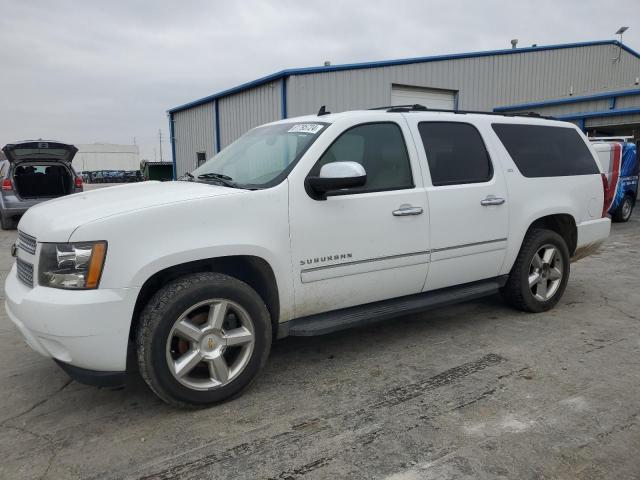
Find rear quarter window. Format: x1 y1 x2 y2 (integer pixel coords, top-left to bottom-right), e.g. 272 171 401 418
492 124 599 177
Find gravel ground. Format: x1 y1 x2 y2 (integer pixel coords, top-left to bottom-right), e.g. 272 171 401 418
0 213 638 479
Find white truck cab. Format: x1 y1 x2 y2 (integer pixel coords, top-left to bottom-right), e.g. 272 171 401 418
5 107 611 407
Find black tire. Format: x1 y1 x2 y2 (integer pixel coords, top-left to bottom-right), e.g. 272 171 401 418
612 195 634 223
136 272 272 408
501 229 570 313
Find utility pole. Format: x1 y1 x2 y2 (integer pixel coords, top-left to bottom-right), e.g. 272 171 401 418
158 129 163 162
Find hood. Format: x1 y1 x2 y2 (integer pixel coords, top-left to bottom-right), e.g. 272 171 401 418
2 141 78 163
19 181 243 241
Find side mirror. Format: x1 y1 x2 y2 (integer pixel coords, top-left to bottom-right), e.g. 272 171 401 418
307 161 367 198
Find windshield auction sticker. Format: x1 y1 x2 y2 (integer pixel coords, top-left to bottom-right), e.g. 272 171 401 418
287 123 325 134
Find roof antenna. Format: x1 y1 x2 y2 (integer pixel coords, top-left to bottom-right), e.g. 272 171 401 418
317 105 330 116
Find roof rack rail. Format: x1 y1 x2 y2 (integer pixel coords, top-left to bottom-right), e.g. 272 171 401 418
370 104 553 119
369 104 428 111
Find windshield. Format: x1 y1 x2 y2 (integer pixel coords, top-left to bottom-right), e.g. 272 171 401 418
189 122 328 188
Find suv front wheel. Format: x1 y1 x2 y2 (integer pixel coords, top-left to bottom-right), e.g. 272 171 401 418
136 272 272 408
501 229 570 313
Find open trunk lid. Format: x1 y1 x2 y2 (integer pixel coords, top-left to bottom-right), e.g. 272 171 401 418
2 141 78 164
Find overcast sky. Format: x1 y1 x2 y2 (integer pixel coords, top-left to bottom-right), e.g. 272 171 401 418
1 0 639 162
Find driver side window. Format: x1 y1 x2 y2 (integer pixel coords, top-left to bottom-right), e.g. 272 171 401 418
310 122 414 193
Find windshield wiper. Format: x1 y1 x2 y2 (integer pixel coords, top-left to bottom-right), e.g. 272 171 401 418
197 172 242 188
179 172 195 181
198 172 232 180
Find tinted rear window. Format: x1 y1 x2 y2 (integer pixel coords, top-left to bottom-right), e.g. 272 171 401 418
492 124 599 177
418 122 493 186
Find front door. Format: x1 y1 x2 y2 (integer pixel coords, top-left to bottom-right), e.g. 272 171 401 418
289 120 430 318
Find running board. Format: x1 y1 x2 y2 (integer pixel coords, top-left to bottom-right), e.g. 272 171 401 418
280 276 508 338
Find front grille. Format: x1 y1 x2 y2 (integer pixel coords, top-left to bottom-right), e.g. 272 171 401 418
17 230 37 255
16 257 34 288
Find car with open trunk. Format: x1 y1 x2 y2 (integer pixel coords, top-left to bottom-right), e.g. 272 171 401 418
0 140 83 229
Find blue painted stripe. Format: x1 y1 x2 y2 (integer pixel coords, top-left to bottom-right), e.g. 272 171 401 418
495 87 640 112
556 107 640 121
214 100 221 153
281 77 287 119
169 40 636 114
169 113 177 180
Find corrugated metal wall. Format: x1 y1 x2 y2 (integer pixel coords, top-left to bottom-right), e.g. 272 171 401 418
218 82 282 148
287 44 640 116
172 43 640 176
504 92 640 129
586 112 640 128
587 94 640 127
172 102 216 177
511 99 611 118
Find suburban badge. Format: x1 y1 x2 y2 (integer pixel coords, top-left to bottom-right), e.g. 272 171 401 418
300 253 352 267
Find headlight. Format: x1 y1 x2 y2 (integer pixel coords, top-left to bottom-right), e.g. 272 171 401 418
38 241 107 289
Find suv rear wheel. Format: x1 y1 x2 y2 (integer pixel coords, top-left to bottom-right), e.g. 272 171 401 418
136 272 272 408
501 229 570 313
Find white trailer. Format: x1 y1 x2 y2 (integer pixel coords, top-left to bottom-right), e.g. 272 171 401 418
72 143 140 172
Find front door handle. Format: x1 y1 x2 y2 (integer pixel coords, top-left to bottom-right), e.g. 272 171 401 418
393 205 424 216
480 195 506 206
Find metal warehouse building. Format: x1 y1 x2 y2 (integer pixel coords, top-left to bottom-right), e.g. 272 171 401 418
168 40 640 178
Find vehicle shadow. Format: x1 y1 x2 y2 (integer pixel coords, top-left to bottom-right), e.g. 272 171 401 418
130 293 513 400
3 293 518 420
275 293 506 345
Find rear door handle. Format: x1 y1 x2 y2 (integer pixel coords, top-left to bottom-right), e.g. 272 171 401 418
480 196 506 206
393 205 423 216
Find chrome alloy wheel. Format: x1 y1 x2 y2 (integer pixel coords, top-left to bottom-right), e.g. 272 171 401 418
528 244 564 302
165 299 255 391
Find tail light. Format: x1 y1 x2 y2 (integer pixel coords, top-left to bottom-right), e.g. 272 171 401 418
601 143 622 218
74 176 83 189
2 178 12 191
601 174 612 217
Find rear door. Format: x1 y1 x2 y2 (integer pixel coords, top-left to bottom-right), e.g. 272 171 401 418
408 118 509 291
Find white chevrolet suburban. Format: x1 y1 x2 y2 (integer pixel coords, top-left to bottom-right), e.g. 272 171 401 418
5 107 611 407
